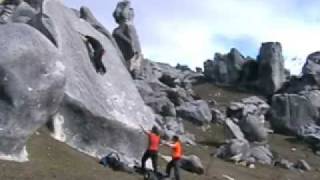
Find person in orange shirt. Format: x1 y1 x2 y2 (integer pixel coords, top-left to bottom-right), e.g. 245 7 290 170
165 135 183 180
140 125 161 174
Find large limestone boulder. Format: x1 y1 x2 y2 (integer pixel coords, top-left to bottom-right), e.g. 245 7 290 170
257 42 286 95
217 97 273 165
227 96 269 142
0 24 65 161
176 100 212 125
41 0 155 162
270 90 320 135
302 52 320 86
204 48 245 85
278 75 318 94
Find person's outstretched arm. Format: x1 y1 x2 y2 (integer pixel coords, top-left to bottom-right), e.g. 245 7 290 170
139 124 149 135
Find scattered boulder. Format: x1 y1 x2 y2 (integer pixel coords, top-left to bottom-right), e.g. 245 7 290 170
215 139 251 162
224 118 246 141
270 90 320 135
211 107 225 124
176 100 212 125
11 1 37 23
216 96 273 165
249 145 273 165
274 159 295 170
144 95 176 117
79 6 116 45
180 155 205 175
227 96 269 142
294 160 312 171
277 75 318 94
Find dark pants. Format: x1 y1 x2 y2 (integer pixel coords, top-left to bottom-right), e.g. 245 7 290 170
141 150 158 173
93 49 106 74
166 159 181 180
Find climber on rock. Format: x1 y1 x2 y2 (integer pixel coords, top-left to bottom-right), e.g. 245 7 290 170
164 135 183 180
140 125 161 174
81 35 107 74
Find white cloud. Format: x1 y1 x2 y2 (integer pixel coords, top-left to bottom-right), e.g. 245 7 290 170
65 0 320 74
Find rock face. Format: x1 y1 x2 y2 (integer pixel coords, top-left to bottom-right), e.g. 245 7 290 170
302 52 320 86
135 59 210 144
216 97 273 165
227 96 269 142
204 48 245 85
39 0 155 162
79 6 114 43
257 42 286 95
203 42 286 96
112 0 142 77
176 100 212 125
0 23 65 161
0 0 37 24
269 51 320 152
180 155 204 175
270 90 320 152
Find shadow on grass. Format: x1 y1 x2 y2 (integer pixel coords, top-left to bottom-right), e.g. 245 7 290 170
198 140 224 148
285 137 306 144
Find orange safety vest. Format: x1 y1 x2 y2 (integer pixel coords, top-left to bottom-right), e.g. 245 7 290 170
172 141 183 160
148 132 160 151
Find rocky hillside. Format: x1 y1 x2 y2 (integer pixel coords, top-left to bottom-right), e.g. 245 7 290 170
0 0 320 180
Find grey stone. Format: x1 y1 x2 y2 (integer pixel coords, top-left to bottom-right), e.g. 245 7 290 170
11 1 37 23
270 92 319 135
112 0 141 64
294 160 312 171
274 159 294 169
257 42 286 95
79 6 115 44
176 64 191 71
204 48 245 85
278 75 318 94
144 95 176 117
211 108 225 124
0 23 65 161
176 100 212 125
249 145 273 165
240 60 259 83
302 52 320 86
41 0 155 163
224 118 246 141
239 114 268 143
216 139 251 162
226 96 269 143
180 155 204 175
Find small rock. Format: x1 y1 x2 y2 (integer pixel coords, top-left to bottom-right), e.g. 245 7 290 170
295 160 312 171
180 155 204 175
248 163 255 169
291 148 297 152
222 174 235 180
274 159 294 170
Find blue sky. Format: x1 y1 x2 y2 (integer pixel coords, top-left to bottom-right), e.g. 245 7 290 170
65 0 320 74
